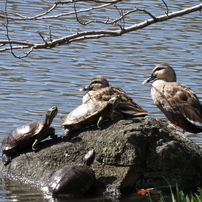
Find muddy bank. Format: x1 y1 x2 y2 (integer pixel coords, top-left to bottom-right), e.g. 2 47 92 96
1 117 202 197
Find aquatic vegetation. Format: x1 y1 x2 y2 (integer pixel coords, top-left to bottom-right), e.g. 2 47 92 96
148 185 202 202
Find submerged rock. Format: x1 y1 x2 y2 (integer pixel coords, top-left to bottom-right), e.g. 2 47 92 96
1 117 202 198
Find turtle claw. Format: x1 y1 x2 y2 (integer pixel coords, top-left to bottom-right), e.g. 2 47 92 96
32 139 39 152
61 128 72 140
2 153 11 166
51 134 58 139
97 116 104 130
61 135 70 141
32 147 38 153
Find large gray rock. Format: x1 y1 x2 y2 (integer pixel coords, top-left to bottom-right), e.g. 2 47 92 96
1 117 202 197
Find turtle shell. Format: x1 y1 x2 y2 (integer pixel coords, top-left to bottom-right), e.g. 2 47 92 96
43 164 95 197
1 121 45 153
62 100 108 129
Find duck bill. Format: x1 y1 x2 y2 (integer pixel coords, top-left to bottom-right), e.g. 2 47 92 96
142 75 155 85
79 85 91 91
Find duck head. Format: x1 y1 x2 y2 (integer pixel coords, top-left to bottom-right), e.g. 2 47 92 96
80 76 109 91
142 63 177 85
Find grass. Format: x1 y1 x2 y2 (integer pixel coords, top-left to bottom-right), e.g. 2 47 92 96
148 185 202 202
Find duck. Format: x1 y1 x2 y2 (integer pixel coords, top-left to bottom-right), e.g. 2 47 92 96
80 76 149 117
142 63 202 133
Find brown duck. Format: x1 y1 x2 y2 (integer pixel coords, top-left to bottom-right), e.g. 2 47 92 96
80 76 148 117
142 63 202 133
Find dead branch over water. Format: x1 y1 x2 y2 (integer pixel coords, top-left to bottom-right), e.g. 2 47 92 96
0 0 201 58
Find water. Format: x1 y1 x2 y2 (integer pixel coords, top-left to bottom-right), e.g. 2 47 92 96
0 0 202 201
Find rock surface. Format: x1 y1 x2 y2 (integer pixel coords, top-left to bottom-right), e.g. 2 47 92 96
1 117 202 197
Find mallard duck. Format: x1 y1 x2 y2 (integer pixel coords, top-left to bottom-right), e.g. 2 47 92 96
80 76 148 117
142 63 202 133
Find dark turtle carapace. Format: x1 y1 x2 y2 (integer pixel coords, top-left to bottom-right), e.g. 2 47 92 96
43 149 96 197
62 95 120 139
1 106 58 165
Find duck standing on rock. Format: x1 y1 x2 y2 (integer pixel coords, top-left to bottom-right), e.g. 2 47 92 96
142 63 202 133
80 76 148 118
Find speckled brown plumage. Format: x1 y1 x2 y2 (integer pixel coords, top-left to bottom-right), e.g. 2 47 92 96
80 76 148 117
142 63 202 133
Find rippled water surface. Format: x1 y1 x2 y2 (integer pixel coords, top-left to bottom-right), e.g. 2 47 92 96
0 0 202 201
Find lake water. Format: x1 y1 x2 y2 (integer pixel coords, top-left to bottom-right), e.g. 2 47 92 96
0 0 201 201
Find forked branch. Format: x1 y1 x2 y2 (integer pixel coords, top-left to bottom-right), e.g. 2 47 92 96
0 1 201 58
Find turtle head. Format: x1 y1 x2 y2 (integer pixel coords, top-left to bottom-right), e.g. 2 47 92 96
45 106 58 126
83 149 95 166
109 95 121 109
80 76 109 91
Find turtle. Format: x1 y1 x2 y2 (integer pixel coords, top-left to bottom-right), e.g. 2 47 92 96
1 106 58 166
61 95 121 139
42 149 96 197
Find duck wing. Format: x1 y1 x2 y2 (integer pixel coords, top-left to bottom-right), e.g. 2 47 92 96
175 84 202 128
152 82 202 129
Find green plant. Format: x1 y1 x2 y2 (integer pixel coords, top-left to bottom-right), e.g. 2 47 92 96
148 185 202 202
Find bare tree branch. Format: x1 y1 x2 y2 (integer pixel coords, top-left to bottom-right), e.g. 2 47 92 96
0 0 121 20
0 1 201 57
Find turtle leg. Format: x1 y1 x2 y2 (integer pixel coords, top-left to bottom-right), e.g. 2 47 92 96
2 153 12 166
112 110 123 120
97 116 104 129
48 127 57 139
32 139 39 152
62 127 72 140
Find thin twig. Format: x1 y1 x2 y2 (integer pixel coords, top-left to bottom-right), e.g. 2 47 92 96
0 2 58 20
36 31 48 44
114 5 125 29
4 0 34 58
74 2 117 26
0 0 121 20
48 26 53 42
162 0 169 16
73 3 83 25
57 0 121 4
4 0 15 58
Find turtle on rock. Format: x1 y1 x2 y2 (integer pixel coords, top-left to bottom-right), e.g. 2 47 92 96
1 106 58 165
62 95 121 139
42 149 96 198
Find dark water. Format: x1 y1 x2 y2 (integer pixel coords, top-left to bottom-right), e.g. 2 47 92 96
0 0 202 201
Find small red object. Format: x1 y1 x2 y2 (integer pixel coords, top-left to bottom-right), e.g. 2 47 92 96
136 189 148 194
174 121 179 127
